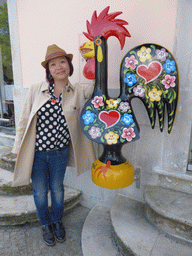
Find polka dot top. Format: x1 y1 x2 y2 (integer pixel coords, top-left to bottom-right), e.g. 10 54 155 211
35 83 70 151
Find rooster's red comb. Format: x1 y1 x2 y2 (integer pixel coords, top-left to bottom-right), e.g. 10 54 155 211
83 6 131 50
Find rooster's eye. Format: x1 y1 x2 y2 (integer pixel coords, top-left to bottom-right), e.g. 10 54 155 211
95 38 102 46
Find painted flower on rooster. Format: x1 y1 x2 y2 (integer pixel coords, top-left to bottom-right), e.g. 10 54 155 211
121 127 136 142
91 96 104 108
133 85 145 97
156 48 168 61
124 73 137 87
106 99 119 108
88 126 101 139
148 88 162 102
105 131 119 145
137 46 152 62
125 55 138 69
119 102 130 112
162 75 176 89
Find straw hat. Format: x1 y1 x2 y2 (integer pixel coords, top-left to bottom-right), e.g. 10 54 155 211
41 44 73 68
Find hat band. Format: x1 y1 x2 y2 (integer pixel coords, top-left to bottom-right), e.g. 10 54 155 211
46 51 66 60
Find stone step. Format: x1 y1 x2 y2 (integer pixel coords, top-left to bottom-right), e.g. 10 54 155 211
0 131 15 148
81 205 121 256
0 167 82 225
150 167 192 195
110 195 192 256
0 186 82 226
144 185 192 242
0 151 16 172
0 129 15 171
0 168 33 196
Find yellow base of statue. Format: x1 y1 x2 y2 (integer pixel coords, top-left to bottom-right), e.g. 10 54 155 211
91 158 134 189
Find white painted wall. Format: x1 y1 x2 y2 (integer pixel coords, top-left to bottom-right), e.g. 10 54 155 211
16 0 177 89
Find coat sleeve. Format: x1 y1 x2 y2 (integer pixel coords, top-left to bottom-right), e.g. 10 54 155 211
12 86 35 154
82 82 94 100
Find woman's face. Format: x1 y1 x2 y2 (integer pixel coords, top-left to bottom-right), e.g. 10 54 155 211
48 56 70 82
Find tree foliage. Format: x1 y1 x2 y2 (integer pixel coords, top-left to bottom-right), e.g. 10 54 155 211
0 3 13 82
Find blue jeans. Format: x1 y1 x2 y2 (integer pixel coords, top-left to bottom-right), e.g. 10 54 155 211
31 147 68 226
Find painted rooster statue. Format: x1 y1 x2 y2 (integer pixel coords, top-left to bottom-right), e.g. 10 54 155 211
80 6 179 189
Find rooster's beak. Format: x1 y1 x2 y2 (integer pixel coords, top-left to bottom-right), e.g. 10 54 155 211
80 41 95 58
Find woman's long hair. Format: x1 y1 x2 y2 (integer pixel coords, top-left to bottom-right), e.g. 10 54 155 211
45 57 74 84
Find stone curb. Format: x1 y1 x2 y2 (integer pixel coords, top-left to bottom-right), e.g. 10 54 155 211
144 185 192 241
81 204 121 256
111 195 152 256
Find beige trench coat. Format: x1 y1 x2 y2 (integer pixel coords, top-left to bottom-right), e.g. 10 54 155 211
12 81 96 187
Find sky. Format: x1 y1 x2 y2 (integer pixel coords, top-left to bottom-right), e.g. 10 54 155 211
0 0 7 34
0 0 6 6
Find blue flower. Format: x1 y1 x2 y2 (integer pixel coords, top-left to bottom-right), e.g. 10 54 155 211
124 73 137 87
121 113 133 125
163 59 176 73
82 110 95 125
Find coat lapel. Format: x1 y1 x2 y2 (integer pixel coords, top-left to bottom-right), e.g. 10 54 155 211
32 82 51 115
32 90 51 115
24 82 51 137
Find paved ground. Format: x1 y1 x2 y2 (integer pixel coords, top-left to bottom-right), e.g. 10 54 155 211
0 204 90 256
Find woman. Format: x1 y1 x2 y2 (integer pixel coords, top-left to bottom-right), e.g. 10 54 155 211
12 44 96 246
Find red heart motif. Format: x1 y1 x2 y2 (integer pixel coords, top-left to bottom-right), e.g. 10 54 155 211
99 110 120 128
137 61 162 84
